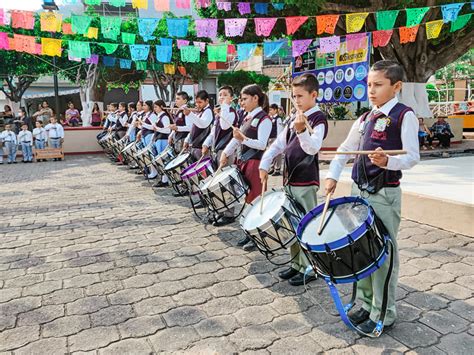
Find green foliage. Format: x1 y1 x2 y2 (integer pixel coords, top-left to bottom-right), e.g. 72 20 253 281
217 70 271 93
332 105 349 120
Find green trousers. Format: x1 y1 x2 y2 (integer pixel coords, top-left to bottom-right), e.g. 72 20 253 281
351 184 401 325
284 185 319 274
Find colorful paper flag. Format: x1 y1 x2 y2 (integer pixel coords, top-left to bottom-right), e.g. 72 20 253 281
154 0 170 11
196 0 212 8
286 16 308 35
164 64 175 74
121 32 136 45
426 20 444 39
160 38 173 47
41 38 62 57
62 23 73 35
0 32 10 50
13 34 36 53
316 15 339 35
254 18 277 37
254 3 269 15
11 11 35 30
103 56 117 67
237 2 251 15
110 0 126 7
69 40 91 58
292 39 312 57
319 36 340 53
135 61 147 70
263 40 285 58
156 45 172 62
345 33 367 51
237 43 258 61
86 54 99 64
176 0 191 9
167 18 189 38
372 30 393 48
376 10 399 31
217 2 232 11
71 15 92 35
176 39 190 49
85 27 98 39
194 41 206 52
100 16 122 40
346 13 369 33
85 0 101 5
225 19 248 37
406 7 430 27
450 14 472 32
399 25 420 44
138 18 159 41
196 19 218 38
99 42 119 54
130 44 150 61
207 44 228 62
120 59 132 69
132 0 148 9
181 45 201 63
272 3 285 10
441 3 465 23
40 12 62 32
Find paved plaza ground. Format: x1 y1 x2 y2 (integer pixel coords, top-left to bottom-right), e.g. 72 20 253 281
0 155 472 354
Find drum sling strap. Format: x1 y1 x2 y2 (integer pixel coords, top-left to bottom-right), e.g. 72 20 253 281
303 211 395 338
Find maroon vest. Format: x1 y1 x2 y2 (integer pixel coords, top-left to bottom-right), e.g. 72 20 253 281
240 109 270 161
190 106 214 149
154 112 171 140
284 111 328 186
115 111 127 131
141 112 154 137
213 107 238 152
270 115 282 139
173 109 187 141
352 103 413 189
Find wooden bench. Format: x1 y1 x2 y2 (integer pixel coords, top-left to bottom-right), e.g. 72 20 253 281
34 148 64 161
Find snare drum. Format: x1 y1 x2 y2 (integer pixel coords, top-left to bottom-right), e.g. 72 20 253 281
152 145 176 172
164 152 193 190
199 166 249 215
240 188 304 255
297 196 388 284
181 157 214 194
135 143 154 168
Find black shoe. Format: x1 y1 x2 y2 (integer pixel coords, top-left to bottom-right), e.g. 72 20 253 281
357 318 394 335
237 235 250 247
288 272 316 286
12 161 17 164
7 162 12 164
153 181 169 188
348 308 371 325
272 171 281 176
212 216 234 227
278 267 299 280
243 240 256 251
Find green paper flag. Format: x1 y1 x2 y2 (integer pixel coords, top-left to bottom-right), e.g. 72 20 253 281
69 40 91 59
450 14 472 32
99 42 119 54
71 14 92 35
85 0 101 5
207 44 228 62
135 61 147 70
376 10 399 30
180 46 200 63
150 62 161 70
121 32 136 45
110 0 126 6
406 7 430 27
100 16 122 40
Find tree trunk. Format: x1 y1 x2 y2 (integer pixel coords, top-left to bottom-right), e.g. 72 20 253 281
1 76 36 103
78 64 105 127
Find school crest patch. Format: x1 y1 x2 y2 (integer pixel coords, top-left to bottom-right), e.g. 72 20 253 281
374 117 391 132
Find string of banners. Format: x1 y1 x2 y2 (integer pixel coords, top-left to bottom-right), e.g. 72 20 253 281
64 0 286 13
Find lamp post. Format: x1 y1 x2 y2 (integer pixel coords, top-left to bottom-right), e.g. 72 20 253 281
42 0 61 120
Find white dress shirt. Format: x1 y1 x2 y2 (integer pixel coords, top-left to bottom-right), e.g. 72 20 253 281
203 103 236 148
33 127 47 141
327 97 420 181
154 112 171 135
271 114 284 136
141 112 158 130
223 106 272 157
18 130 33 145
45 123 64 139
126 111 138 136
0 130 17 144
260 105 326 171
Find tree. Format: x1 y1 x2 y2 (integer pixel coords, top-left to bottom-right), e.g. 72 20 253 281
217 70 271 93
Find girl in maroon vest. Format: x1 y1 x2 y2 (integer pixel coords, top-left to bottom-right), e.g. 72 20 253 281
202 86 239 226
169 91 192 153
183 90 214 161
260 73 328 287
151 100 172 187
219 84 272 251
325 60 419 335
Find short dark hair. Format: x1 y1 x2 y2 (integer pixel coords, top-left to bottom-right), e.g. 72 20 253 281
292 73 319 93
176 91 190 102
110 102 118 109
371 60 405 85
195 90 210 101
269 104 279 110
219 85 234 97
119 102 127 109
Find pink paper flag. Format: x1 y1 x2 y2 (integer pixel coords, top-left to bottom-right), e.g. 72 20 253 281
176 0 190 9
194 41 206 52
0 32 9 50
35 43 42 55
225 18 248 37
286 16 308 35
196 0 211 8
319 36 340 54
177 39 190 48
292 39 312 57
196 19 218 38
254 18 278 37
217 1 232 11
0 9 4 25
154 0 170 11
345 33 367 51
372 30 393 48
14 34 37 54
11 10 35 30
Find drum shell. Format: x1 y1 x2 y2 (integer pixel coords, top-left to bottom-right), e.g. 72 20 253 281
165 154 192 185
153 147 176 170
182 159 214 194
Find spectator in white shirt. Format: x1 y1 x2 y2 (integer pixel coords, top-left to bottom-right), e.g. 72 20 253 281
0 124 18 164
45 117 65 160
18 123 33 163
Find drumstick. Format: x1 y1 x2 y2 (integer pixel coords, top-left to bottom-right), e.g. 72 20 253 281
320 150 407 155
259 178 267 214
317 192 333 235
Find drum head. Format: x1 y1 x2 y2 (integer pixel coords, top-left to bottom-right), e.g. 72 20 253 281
301 202 369 246
200 166 234 191
165 153 190 170
242 190 287 231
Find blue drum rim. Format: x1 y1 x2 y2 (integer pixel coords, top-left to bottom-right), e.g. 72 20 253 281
296 196 374 252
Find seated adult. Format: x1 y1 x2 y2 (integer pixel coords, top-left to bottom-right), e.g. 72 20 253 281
428 117 454 149
65 102 82 127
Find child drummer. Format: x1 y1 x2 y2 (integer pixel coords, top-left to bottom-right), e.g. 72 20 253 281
260 73 328 286
325 60 419 334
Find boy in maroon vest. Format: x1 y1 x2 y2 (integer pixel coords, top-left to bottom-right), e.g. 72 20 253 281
260 73 328 286
325 60 419 335
169 91 192 153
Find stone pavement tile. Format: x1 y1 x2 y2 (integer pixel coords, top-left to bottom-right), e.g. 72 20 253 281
448 298 474 322
456 275 474 290
17 304 64 326
108 288 149 305
98 338 154 354
404 291 449 311
405 346 447 355
0 325 40 352
351 334 409 354
147 280 186 297
13 338 67 355
67 296 108 315
436 333 474 354
171 289 213 306
84 281 123 297
229 324 279 352
163 306 207 327
309 322 360 351
198 297 246 317
147 326 200 352
234 305 279 327
270 314 313 337
194 314 240 338
389 322 441 348
68 326 120 352
419 309 470 334
0 288 22 303
90 305 135 327
178 337 239 354
267 334 324 354
134 296 176 316
208 280 248 298
118 315 166 338
431 283 472 301
42 288 84 305
0 296 42 316
42 315 91 337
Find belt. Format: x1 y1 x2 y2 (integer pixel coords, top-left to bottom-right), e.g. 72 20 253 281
21 141 31 144
36 139 45 141
50 137 61 139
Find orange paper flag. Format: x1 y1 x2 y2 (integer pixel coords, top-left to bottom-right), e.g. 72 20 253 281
286 16 308 35
399 25 419 44
14 34 37 54
62 23 73 35
11 10 35 30
316 15 339 35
